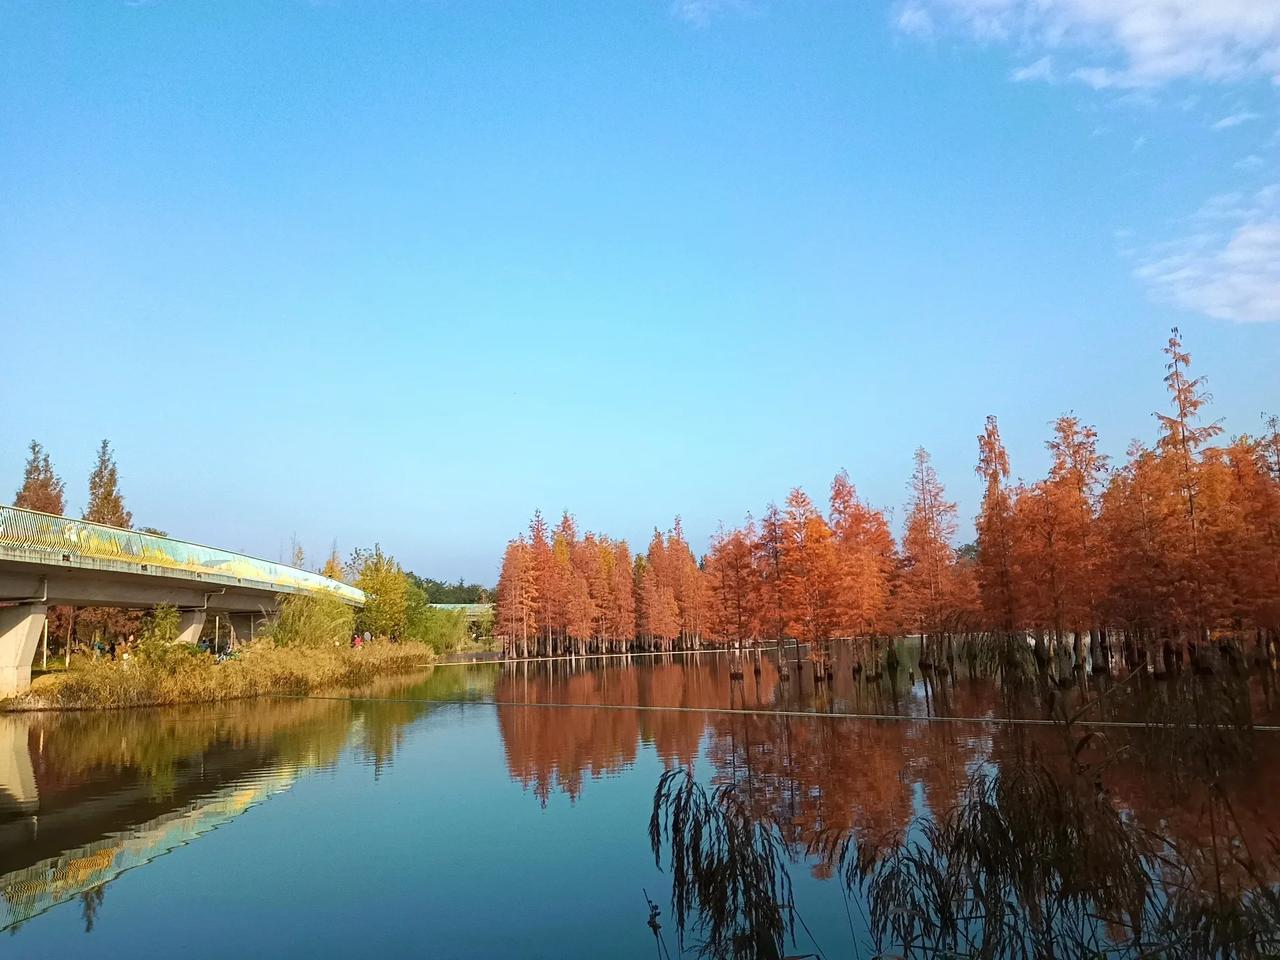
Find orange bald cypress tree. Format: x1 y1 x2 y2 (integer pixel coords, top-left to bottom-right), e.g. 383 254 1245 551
1045 414 1108 661
550 511 580 652
604 539 636 651
636 556 679 651
753 503 787 644
528 511 555 656
705 523 759 645
1155 327 1223 648
1099 441 1176 664
1241 419 1280 642
901 448 958 665
83 439 131 528
780 488 840 646
14 440 65 515
828 471 896 643
975 416 1019 638
668 518 709 649
496 537 538 658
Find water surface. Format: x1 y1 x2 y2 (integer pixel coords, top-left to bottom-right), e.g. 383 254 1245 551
4 649 1278 957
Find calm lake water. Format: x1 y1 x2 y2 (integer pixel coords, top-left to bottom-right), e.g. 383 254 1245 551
4 647 1280 957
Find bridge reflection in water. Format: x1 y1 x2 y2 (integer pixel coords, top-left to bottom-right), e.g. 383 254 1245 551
1 755 296 931
0 671 455 934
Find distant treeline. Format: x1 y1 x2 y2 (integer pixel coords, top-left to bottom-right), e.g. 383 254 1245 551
405 573 492 604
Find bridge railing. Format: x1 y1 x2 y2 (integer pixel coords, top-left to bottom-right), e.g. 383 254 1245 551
0 505 364 605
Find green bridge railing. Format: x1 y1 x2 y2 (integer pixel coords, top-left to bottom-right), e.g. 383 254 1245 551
0 505 364 605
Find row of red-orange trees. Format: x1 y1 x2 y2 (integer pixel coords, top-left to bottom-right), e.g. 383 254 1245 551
496 329 1280 664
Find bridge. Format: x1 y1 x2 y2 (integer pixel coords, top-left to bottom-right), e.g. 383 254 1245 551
0 505 364 697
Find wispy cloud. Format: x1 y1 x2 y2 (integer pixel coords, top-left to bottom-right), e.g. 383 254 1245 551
1070 66 1122 90
670 0 756 26
893 0 1279 324
1136 185 1280 324
894 3 935 38
893 0 1280 88
1011 56 1053 83
1212 111 1261 130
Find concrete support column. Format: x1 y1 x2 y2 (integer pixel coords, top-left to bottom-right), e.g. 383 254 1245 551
176 610 206 647
226 613 250 647
0 605 46 699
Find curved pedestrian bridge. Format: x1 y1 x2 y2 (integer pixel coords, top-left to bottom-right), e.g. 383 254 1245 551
0 505 363 697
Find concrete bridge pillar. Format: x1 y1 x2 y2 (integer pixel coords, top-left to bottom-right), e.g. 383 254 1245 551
224 612 262 647
177 610 206 647
0 604 46 699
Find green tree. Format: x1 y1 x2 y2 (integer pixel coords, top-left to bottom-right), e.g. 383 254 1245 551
404 581 469 653
405 571 493 603
139 603 180 647
84 439 132 528
14 440 66 514
352 544 409 638
135 604 202 667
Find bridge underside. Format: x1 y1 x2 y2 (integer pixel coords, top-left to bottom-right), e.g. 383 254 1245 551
0 562 299 700
0 559 298 612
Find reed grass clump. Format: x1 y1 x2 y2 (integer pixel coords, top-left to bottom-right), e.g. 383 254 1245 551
11 640 432 710
5 594 432 710
263 591 356 648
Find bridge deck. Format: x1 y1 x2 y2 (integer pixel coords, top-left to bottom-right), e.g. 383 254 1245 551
0 505 363 607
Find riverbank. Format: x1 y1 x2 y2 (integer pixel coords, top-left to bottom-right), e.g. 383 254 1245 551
2 640 435 711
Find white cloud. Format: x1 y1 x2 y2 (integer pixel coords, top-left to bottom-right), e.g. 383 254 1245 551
896 4 935 38
1136 184 1280 323
895 0 1280 88
1011 56 1054 82
893 0 1280 325
1212 111 1262 129
1070 66 1122 89
669 0 755 25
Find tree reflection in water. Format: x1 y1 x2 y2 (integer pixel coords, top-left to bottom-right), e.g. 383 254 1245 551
646 668 1280 960
486 647 1280 957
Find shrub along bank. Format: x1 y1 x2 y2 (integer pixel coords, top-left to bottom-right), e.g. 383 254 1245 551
5 594 433 711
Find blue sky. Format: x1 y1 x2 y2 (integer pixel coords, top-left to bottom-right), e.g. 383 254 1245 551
2 0 1277 582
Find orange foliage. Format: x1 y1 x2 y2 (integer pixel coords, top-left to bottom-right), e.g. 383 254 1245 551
496 330 1280 662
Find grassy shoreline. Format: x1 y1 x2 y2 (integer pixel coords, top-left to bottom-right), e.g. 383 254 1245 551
3 640 435 712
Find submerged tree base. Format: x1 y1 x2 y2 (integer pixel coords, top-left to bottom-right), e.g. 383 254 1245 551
2 641 434 711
